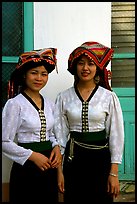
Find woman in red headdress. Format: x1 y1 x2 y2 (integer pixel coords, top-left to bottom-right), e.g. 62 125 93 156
54 41 124 203
2 48 64 203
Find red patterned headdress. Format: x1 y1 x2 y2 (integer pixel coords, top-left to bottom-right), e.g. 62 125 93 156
16 48 57 73
68 41 114 90
8 48 57 98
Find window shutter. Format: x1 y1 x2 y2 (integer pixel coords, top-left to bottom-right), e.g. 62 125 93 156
111 2 135 87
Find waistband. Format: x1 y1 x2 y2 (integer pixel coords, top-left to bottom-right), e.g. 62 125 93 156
70 129 106 143
18 140 52 152
68 130 108 161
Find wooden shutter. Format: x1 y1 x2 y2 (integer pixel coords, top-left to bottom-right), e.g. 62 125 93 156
111 2 135 87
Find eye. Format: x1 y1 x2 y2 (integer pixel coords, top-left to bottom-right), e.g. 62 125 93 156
89 61 95 66
77 61 84 66
42 73 48 76
30 71 37 74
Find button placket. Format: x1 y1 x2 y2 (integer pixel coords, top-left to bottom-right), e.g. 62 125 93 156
38 110 46 141
82 101 89 132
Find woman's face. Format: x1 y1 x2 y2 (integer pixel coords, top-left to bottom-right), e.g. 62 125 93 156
76 55 97 82
25 65 48 92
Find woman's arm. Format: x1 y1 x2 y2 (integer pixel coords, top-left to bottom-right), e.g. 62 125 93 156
107 163 120 198
57 163 65 193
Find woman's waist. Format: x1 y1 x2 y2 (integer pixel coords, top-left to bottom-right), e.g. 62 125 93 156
18 140 52 152
70 130 107 144
67 130 108 161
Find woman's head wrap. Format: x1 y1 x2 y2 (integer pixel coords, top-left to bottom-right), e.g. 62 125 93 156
16 48 57 73
68 41 114 90
8 48 57 98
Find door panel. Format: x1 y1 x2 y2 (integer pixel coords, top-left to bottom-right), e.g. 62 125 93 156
113 88 135 180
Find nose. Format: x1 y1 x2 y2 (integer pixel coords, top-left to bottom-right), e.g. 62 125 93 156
82 63 89 70
36 74 42 80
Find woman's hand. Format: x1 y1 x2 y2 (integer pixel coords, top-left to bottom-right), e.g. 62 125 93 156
49 145 62 168
57 165 65 193
107 174 120 198
29 151 51 171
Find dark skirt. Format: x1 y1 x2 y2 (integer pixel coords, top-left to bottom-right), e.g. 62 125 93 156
9 149 58 203
63 134 113 203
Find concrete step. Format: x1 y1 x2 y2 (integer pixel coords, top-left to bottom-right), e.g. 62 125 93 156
120 181 135 193
114 181 135 202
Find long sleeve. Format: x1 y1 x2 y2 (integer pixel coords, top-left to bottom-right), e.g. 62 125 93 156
53 86 124 162
105 91 124 164
2 99 32 165
44 99 59 148
2 94 59 165
53 92 70 154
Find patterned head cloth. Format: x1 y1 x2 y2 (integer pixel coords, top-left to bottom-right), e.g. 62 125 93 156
16 48 57 73
68 41 114 90
8 48 57 98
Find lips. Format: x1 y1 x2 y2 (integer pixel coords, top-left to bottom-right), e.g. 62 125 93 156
34 83 43 86
81 72 90 77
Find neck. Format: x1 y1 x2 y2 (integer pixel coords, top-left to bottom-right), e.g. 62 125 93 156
24 89 41 99
24 89 42 109
76 81 96 101
77 81 96 90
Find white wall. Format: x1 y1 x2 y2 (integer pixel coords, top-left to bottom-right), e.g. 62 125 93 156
34 2 112 102
2 2 112 183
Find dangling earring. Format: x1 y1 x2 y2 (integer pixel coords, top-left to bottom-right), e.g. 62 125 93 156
94 75 100 84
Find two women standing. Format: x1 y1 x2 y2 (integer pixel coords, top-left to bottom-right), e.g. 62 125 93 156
2 41 124 203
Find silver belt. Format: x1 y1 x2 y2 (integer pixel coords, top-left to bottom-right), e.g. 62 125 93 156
68 138 108 161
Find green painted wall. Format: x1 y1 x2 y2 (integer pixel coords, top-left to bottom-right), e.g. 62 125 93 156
113 88 135 180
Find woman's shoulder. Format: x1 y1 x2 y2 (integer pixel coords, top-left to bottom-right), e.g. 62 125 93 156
98 86 120 104
98 86 116 95
4 94 24 105
2 94 25 112
57 86 74 96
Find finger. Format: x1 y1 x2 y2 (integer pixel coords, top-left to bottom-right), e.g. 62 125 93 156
51 162 58 168
41 167 45 171
58 184 65 193
51 159 62 168
49 152 54 161
107 183 110 193
113 192 118 199
44 163 51 169
114 189 119 198
51 156 61 166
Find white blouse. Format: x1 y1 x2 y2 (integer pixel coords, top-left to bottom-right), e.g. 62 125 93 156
2 93 58 165
53 85 124 164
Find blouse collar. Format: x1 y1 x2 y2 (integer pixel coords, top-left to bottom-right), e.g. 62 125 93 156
74 84 99 102
21 91 44 111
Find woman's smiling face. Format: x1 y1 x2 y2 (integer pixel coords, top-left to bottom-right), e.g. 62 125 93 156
76 55 97 82
25 65 48 92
